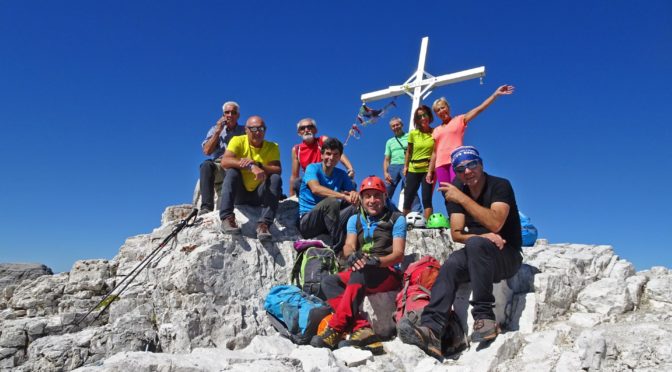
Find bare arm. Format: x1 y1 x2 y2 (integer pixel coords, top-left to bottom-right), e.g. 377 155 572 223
403 143 414 176
439 182 509 233
221 150 281 174
289 148 300 197
202 117 225 155
449 211 507 249
383 155 392 184
378 237 405 267
340 154 355 179
343 233 358 258
259 160 282 175
220 149 243 169
426 150 437 184
306 180 358 204
464 85 514 124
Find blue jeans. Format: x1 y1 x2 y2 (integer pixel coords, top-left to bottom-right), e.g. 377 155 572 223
386 164 422 212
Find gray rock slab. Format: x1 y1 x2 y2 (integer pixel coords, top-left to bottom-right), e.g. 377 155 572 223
0 263 53 293
576 277 633 315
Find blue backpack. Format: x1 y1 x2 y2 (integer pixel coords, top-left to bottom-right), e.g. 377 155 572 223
519 211 538 247
264 285 332 344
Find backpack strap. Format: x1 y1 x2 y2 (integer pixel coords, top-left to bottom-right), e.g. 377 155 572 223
394 136 407 152
290 250 305 286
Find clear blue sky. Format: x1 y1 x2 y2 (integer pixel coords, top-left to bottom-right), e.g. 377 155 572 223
1 1 670 273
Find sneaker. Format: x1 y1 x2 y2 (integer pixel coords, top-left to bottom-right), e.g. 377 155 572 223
338 327 384 355
397 318 442 359
256 222 272 241
470 318 499 343
310 326 345 350
220 215 241 234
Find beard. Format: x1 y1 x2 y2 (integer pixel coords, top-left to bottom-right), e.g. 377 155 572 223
302 133 315 142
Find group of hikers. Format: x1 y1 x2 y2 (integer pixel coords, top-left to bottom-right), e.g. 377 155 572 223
197 84 523 359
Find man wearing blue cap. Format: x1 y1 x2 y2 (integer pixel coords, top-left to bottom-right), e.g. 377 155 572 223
398 145 522 358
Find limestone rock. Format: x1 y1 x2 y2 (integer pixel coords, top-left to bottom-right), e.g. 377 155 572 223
332 346 373 367
576 277 633 315
2 201 671 371
0 263 53 293
645 274 672 304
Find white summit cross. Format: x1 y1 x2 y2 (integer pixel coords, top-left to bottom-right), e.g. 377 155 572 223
361 36 486 131
360 36 486 211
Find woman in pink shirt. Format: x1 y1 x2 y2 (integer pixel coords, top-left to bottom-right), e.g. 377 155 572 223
426 85 515 185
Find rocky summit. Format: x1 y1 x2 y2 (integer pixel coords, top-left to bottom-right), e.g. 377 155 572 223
1 199 670 371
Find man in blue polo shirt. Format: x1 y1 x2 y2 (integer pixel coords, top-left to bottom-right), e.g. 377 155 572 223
298 138 359 254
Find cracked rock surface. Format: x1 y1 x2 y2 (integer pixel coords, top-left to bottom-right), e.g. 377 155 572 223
1 201 670 371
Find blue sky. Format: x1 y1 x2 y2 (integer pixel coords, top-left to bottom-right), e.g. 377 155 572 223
1 1 670 273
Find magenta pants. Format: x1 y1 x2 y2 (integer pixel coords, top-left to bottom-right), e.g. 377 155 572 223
435 164 456 185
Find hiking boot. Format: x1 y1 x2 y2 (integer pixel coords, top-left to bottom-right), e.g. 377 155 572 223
220 215 241 234
397 318 442 359
310 326 345 350
256 222 272 241
198 207 213 216
470 318 499 343
338 327 384 355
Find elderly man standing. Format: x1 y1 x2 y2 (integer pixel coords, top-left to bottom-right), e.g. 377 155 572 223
219 116 282 241
382 117 421 212
298 138 359 254
199 101 245 215
398 146 522 359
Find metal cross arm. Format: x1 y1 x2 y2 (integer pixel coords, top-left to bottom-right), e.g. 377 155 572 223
361 66 486 103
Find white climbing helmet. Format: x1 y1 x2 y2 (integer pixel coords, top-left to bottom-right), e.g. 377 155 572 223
406 212 426 228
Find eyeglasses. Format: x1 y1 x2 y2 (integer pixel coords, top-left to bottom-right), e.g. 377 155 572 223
298 124 316 131
246 126 266 133
454 160 480 173
224 110 238 115
416 113 430 119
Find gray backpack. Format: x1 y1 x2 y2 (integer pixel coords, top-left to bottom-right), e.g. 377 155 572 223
291 246 339 300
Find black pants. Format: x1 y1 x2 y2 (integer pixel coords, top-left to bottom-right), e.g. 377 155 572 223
298 197 356 254
404 171 432 211
218 169 283 225
421 236 522 336
199 158 224 211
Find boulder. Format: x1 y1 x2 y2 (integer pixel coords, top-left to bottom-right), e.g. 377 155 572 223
0 263 53 293
575 277 634 315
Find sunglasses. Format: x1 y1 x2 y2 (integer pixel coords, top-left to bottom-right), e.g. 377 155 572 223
246 126 266 133
454 160 480 173
298 124 316 131
416 113 430 119
223 110 238 115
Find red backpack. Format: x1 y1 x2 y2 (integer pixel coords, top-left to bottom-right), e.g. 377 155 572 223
394 256 441 325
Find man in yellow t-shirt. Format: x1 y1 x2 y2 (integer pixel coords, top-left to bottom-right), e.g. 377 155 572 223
219 115 282 241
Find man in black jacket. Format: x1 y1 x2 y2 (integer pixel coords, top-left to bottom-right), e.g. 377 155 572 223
398 146 522 358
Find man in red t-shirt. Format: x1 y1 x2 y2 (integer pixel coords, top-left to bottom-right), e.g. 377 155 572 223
289 118 355 197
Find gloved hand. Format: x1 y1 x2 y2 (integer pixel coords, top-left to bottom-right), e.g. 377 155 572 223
362 255 381 268
346 251 365 268
347 251 381 270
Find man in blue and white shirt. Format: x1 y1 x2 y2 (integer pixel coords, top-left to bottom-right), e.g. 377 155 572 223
199 101 245 214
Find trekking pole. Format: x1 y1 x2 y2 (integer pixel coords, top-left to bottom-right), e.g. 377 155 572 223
71 208 199 330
